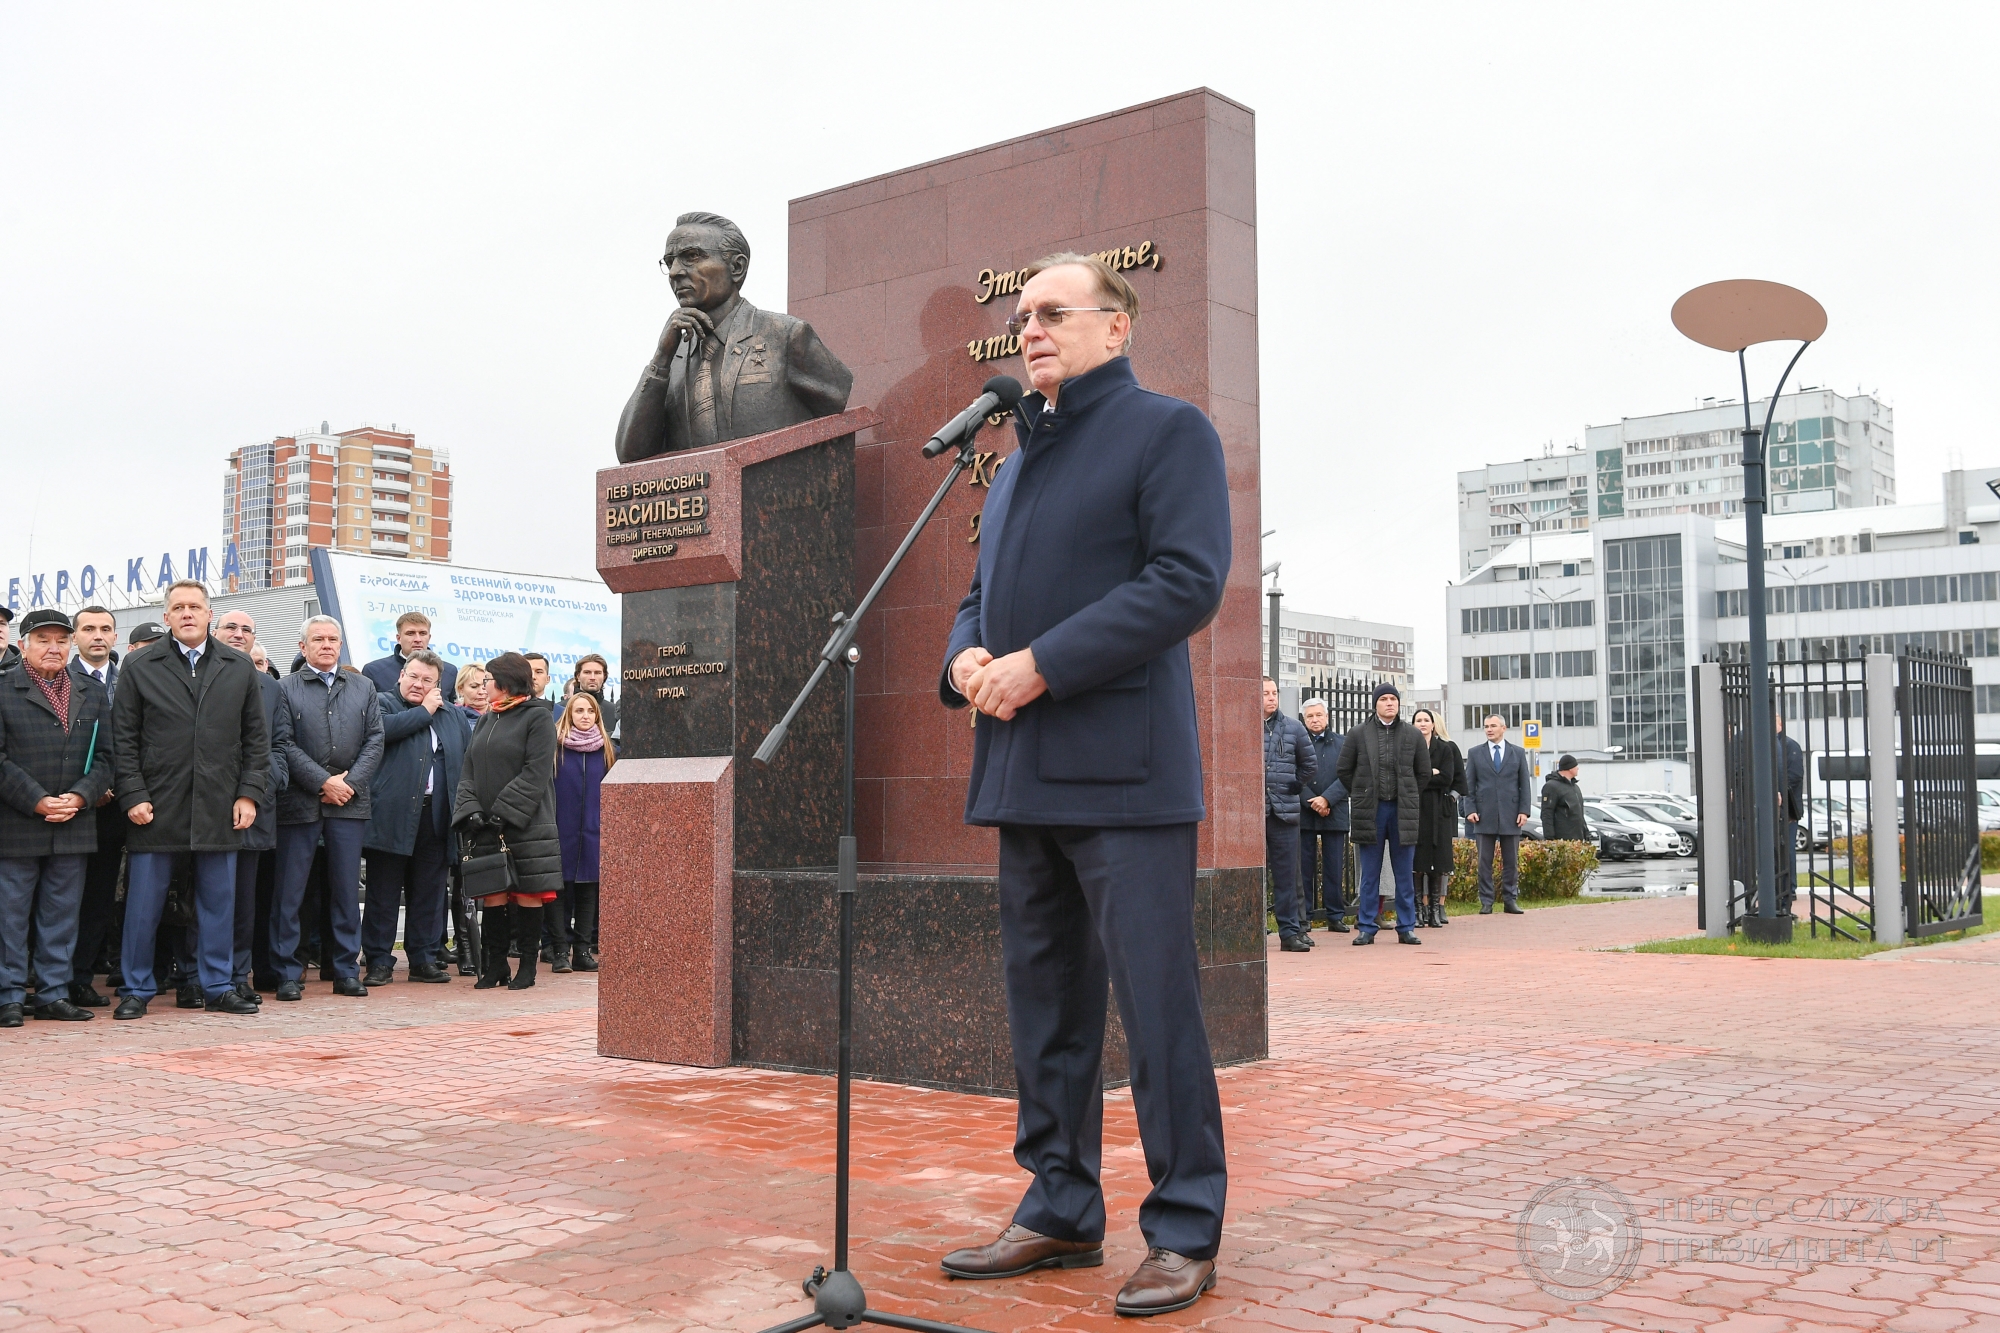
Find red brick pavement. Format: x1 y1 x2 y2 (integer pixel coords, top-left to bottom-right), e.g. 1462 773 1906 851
4 900 1997 1332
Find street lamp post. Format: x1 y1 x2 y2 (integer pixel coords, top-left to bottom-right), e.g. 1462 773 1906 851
1673 280 1828 945
1501 501 1539 738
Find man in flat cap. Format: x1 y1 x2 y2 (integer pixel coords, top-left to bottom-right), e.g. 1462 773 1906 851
0 609 114 1026
614 211 852 461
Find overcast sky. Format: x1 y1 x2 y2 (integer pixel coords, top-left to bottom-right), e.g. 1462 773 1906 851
4 3 1996 682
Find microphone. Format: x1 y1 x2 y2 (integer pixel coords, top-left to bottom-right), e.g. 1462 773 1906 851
923 375 1025 458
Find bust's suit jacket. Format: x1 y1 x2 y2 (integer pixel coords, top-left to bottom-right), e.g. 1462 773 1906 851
938 357 1231 828
614 297 852 461
1464 738 1534 831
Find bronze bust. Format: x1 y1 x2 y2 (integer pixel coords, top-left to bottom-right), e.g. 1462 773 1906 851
614 211 853 461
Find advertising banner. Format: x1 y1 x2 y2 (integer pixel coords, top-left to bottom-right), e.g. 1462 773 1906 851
310 549 618 697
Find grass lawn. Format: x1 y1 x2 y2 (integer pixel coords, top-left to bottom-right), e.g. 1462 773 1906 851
1631 894 1997 959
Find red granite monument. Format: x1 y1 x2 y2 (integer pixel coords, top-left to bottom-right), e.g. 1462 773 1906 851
598 89 1265 1092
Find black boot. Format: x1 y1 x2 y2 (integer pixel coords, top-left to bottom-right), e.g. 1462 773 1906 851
570 882 599 971
509 904 541 990
1433 874 1450 925
474 906 511 989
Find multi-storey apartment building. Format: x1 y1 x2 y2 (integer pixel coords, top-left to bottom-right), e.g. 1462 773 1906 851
224 424 451 589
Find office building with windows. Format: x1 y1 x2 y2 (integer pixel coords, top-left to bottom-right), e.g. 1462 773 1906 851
1447 466 2000 795
1458 389 1895 578
224 424 451 589
1261 604 1416 708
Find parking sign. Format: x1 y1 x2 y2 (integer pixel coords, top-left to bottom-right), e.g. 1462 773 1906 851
1523 719 1542 749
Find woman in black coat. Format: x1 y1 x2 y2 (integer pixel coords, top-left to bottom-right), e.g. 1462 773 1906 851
451 652 561 990
1411 709 1466 928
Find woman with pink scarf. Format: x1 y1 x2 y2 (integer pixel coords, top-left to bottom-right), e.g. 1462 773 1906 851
552 692 612 973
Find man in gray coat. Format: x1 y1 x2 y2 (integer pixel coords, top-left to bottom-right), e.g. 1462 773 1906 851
271 616 383 1000
1464 715 1534 913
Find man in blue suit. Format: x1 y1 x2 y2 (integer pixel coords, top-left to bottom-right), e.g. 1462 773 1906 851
1464 714 1534 913
937 253 1232 1318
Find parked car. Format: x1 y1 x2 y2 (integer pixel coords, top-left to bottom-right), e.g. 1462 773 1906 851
1583 802 1676 860
1598 799 1699 859
1977 787 2000 832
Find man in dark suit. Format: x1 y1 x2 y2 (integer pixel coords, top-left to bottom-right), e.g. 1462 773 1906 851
0 609 115 1025
360 610 458 701
110 582 269 1018
1776 714 1806 914
65 605 123 1005
1464 714 1534 914
614 211 852 461
215 607 289 1003
936 253 1232 1317
360 649 469 985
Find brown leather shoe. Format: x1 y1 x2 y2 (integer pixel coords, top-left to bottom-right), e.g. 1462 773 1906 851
1114 1248 1216 1316
940 1223 1103 1279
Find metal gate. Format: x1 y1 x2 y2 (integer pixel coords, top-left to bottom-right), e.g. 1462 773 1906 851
1899 650 1984 936
1780 658 1873 941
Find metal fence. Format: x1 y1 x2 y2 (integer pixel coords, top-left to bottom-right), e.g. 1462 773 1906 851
1698 650 1982 942
1899 650 1984 937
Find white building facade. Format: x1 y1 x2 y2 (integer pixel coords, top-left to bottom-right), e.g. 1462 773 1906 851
1447 467 1999 796
1457 389 1894 578
1261 604 1415 706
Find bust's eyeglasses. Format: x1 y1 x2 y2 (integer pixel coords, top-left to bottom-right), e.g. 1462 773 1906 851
1004 306 1118 336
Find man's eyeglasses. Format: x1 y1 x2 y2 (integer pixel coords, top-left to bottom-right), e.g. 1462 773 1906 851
658 248 713 275
1004 306 1119 336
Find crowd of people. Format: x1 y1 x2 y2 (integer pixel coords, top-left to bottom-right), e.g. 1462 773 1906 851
1263 677 1547 952
0 591 616 1025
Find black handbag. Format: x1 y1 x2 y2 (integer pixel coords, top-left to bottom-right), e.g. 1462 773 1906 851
460 827 519 898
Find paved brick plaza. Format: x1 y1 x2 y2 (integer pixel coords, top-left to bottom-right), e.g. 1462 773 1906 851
5 899 1997 1332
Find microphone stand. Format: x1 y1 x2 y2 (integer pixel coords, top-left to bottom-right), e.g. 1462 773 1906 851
749 416 998 1333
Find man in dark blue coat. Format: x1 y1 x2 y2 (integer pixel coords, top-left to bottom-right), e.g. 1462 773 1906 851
361 650 468 985
360 611 459 702
1775 713 1805 914
1298 698 1351 932
1263 678 1316 951
936 254 1232 1318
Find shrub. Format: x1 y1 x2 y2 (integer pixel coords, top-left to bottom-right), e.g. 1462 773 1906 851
1446 838 1597 902
1835 831 2000 881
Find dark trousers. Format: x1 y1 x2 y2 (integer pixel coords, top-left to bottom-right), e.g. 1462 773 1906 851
362 801 450 968
997 822 1227 1260
74 806 126 980
274 820 364 982
1776 821 1799 913
1300 828 1347 923
123 851 236 1000
1264 813 1304 939
557 881 599 957
1357 801 1417 935
0 854 89 1007
1473 832 1520 908
232 849 275 986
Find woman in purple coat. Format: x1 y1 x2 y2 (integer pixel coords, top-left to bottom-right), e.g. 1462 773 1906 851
552 692 611 973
